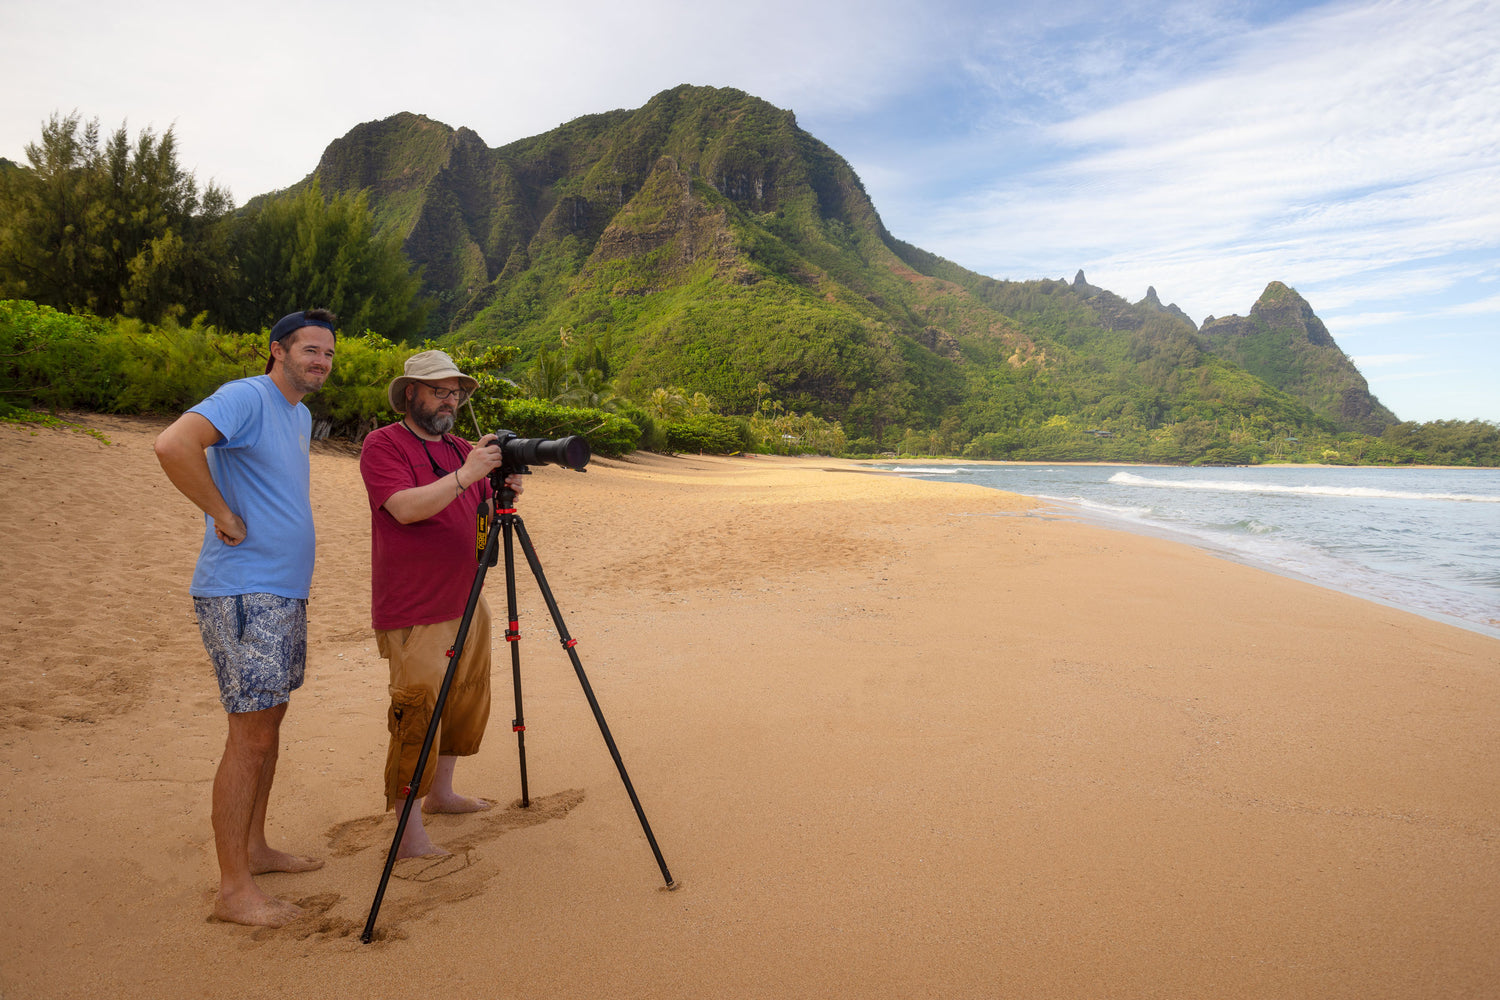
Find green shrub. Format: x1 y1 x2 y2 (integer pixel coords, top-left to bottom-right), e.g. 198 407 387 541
615 400 667 452
662 413 751 454
0 300 112 410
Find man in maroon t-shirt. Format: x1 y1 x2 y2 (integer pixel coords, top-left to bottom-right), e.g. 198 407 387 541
359 350 522 858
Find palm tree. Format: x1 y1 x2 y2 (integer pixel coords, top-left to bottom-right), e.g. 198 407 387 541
519 348 569 400
556 367 618 412
646 387 689 421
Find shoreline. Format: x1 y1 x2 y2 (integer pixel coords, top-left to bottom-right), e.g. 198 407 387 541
3 414 1498 999
869 456 1500 641
1045 491 1500 641
864 454 1498 471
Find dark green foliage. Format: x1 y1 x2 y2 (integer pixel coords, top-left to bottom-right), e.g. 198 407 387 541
662 413 751 454
0 299 258 414
5 302 1495 464
217 180 428 339
0 113 430 344
0 300 637 457
615 400 666 451
0 113 232 323
1376 420 1500 466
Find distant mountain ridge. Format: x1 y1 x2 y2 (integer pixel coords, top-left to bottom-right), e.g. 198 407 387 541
1199 282 1397 434
285 85 1396 458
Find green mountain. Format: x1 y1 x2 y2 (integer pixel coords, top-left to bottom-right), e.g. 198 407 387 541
1199 282 1397 434
295 85 1395 461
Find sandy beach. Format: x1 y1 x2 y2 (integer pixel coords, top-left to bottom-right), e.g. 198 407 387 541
1 413 1497 999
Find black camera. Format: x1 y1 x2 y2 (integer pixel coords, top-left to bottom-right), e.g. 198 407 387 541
479 431 590 562
492 429 591 475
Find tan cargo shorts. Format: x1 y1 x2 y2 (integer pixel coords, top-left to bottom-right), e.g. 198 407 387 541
375 597 492 809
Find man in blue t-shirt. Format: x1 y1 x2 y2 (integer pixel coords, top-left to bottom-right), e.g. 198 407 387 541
155 308 337 928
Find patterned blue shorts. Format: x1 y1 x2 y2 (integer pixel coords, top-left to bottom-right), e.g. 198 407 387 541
193 594 308 714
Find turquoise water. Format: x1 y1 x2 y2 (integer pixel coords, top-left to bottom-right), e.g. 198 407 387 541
876 463 1500 640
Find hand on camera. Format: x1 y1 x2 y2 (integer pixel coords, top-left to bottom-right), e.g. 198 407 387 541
466 435 524 496
464 435 505 479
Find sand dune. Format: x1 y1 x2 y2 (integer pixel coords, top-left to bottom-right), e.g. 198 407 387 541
1 414 1496 999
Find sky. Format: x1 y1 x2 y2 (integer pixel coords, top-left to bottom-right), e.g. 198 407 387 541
3 0 1496 422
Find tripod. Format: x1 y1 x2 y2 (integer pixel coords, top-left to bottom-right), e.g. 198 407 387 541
361 473 677 943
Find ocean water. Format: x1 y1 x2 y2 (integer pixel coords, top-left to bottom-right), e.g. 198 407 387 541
875 462 1500 640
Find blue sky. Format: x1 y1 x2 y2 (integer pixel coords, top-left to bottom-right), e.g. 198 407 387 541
3 0 1496 422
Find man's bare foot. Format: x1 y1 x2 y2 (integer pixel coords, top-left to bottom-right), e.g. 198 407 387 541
212 887 304 927
396 825 451 860
249 847 325 875
422 791 492 814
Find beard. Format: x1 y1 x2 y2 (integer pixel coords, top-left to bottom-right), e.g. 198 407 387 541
284 361 329 395
408 395 456 436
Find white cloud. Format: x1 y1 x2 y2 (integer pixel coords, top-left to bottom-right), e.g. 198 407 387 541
1 0 948 200
1439 292 1500 317
911 0 1500 325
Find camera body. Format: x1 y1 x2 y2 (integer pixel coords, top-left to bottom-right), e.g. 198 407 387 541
478 431 590 564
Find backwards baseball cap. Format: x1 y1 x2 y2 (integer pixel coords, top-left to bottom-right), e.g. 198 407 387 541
265 310 337 373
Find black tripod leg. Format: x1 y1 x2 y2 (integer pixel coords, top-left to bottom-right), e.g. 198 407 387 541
361 515 501 944
502 514 530 807
510 514 678 890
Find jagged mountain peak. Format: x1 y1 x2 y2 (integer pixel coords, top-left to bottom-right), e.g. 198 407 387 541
1249 280 1335 347
1136 285 1197 332
274 87 1400 456
1200 282 1393 432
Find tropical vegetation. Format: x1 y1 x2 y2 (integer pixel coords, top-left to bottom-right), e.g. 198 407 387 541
2 95 1496 466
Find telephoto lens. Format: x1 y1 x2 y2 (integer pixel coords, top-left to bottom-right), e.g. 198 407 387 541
495 431 590 472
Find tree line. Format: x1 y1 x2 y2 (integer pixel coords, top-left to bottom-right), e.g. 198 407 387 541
0 112 426 340
3 113 1493 465
0 113 850 459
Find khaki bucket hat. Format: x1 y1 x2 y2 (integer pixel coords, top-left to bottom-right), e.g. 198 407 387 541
387 350 479 413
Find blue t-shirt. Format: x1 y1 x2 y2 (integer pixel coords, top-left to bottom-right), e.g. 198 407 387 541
187 375 316 598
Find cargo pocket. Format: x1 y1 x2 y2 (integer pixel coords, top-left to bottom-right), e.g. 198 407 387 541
388 686 434 745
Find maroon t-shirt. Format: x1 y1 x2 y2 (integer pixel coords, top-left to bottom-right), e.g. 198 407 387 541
359 422 492 630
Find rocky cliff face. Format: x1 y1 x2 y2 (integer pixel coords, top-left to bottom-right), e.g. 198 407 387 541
584 155 742 287
303 87 885 335
1200 282 1396 432
281 88 1396 448
1137 285 1197 332
1068 271 1197 336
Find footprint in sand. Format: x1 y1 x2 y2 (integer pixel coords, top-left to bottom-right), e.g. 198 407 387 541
324 788 586 858
235 790 589 943
393 849 473 882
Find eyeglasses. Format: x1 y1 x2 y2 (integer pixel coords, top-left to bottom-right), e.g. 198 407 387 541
424 385 471 402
